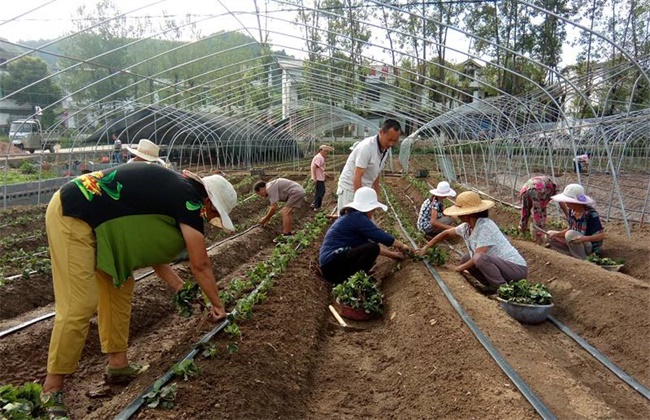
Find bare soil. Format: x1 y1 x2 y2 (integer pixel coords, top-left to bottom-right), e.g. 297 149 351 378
0 164 649 419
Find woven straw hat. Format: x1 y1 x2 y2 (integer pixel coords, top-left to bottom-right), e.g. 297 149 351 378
443 191 494 216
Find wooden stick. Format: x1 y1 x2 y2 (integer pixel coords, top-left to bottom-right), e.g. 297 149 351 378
328 305 348 328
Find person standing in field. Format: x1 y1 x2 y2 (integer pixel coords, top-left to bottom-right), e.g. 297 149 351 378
519 176 568 244
336 119 402 212
254 178 306 236
39 164 237 417
112 133 122 164
310 144 334 211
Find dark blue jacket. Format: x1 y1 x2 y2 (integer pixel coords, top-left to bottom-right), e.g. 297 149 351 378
319 210 395 266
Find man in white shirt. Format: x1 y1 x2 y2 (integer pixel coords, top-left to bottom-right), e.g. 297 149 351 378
336 119 402 212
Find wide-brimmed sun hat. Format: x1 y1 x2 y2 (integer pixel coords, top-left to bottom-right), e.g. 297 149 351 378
126 139 164 163
429 181 457 198
319 144 334 151
551 183 594 205
343 187 388 213
443 191 494 216
183 170 237 232
349 141 361 151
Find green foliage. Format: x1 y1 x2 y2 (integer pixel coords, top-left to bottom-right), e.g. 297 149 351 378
19 162 36 175
0 382 47 419
586 254 624 266
171 360 202 381
497 279 553 305
500 225 532 241
143 380 177 409
422 247 448 266
1 56 62 107
332 271 384 314
194 342 219 359
226 343 239 354
224 323 241 339
172 281 202 317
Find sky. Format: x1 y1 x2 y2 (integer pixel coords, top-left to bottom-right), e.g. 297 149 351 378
0 0 581 66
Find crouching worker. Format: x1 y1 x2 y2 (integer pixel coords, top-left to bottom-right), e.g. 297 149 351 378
40 163 237 417
417 181 457 239
418 191 528 294
548 183 604 260
319 187 412 284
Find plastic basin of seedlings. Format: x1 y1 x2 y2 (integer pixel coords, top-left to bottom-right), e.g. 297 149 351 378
336 303 378 321
600 264 624 272
496 298 554 325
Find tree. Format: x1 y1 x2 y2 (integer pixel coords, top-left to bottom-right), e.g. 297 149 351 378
1 56 62 109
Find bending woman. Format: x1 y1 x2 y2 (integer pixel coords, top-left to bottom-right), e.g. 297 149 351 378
319 187 411 284
418 191 528 291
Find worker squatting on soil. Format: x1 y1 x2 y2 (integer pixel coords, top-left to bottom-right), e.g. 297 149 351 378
254 178 306 236
418 191 528 294
519 176 568 245
336 119 401 211
319 187 412 284
40 163 237 417
547 183 605 260
417 180 457 240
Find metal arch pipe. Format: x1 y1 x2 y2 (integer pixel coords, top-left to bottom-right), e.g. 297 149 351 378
547 315 650 401
381 186 556 420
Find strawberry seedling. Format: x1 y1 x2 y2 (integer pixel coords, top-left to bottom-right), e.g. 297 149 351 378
144 380 177 409
172 360 202 381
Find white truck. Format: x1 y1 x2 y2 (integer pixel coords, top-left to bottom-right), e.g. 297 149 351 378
9 119 60 153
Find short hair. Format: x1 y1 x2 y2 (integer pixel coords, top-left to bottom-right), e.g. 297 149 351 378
253 180 266 192
381 119 402 134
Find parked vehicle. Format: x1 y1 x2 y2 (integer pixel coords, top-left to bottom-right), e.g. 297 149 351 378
9 119 60 153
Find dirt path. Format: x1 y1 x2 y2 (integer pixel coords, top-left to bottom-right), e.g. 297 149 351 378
1 167 649 418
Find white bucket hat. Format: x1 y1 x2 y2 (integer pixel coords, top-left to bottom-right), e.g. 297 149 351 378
551 183 594 205
342 187 387 213
319 144 334 152
443 191 494 216
429 181 456 198
183 170 237 232
126 139 164 164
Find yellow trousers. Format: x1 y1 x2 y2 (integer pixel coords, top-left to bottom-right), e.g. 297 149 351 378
46 192 134 374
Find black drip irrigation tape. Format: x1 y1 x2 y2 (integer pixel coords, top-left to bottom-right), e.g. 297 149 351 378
0 225 262 340
0 313 54 339
382 186 557 420
547 315 650 401
114 316 233 420
114 210 331 419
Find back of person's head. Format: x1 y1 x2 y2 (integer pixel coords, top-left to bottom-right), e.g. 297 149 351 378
253 180 266 192
381 119 402 133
